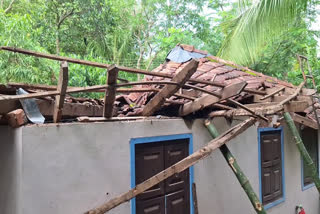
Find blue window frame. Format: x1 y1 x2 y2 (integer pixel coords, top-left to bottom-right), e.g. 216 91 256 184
258 127 285 210
130 133 194 214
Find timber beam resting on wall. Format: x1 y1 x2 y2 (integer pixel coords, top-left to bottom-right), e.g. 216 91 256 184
284 112 320 194
142 59 199 116
84 117 256 214
53 61 68 123
204 120 266 214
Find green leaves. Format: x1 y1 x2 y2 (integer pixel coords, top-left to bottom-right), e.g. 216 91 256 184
219 0 311 66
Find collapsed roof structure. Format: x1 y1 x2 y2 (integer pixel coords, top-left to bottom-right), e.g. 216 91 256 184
0 44 320 214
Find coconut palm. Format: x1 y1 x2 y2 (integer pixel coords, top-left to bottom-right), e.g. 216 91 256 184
219 0 311 66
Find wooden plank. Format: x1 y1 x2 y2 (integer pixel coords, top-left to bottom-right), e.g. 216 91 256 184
53 61 68 123
77 116 177 122
264 87 316 96
192 183 199 214
179 81 247 116
254 94 312 104
290 113 318 130
260 86 285 100
142 60 199 116
103 66 119 118
84 117 256 214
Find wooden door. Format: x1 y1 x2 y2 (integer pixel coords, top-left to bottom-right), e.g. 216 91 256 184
260 131 283 205
135 139 190 214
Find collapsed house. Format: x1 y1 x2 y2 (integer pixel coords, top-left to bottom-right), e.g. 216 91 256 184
0 44 320 214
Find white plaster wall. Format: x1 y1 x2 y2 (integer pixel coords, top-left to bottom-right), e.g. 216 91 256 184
1 118 319 214
0 126 21 214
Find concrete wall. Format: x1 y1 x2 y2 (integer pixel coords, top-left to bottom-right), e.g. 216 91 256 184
1 118 319 214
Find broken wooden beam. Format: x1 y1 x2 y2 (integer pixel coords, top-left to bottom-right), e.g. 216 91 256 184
290 112 318 130
142 59 199 116
284 112 320 194
5 109 28 128
103 66 119 118
179 81 247 116
84 117 256 214
204 120 266 214
53 61 68 123
260 86 285 100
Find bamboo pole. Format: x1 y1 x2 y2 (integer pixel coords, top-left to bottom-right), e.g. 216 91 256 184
283 112 320 193
84 117 256 214
204 120 266 213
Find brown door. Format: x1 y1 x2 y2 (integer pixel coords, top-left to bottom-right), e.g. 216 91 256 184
135 139 190 214
260 131 283 205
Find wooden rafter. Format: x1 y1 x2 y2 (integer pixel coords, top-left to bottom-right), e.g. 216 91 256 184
209 101 309 118
103 66 118 118
142 59 199 116
1 46 267 96
53 61 69 123
179 81 247 116
279 81 306 106
228 99 268 122
260 86 285 100
84 117 256 214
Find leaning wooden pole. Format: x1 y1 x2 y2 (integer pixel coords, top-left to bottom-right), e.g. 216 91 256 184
84 117 256 214
204 120 266 213
283 112 320 193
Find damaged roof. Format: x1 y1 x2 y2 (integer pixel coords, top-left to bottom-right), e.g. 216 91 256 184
0 44 318 128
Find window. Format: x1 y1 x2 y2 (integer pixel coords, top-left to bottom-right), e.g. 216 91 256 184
130 134 194 214
301 126 319 190
258 128 285 209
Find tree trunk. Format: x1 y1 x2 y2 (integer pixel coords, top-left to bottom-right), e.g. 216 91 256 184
204 119 266 214
283 112 320 193
56 30 60 55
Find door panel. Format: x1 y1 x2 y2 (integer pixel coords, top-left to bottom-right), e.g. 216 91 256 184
166 190 189 214
136 143 165 200
136 196 165 214
164 140 189 194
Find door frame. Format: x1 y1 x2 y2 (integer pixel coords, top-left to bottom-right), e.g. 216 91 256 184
130 133 194 214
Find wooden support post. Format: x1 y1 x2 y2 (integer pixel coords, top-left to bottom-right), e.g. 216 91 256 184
84 117 256 214
283 112 320 194
103 65 119 118
179 81 247 116
204 120 266 214
142 59 199 116
53 61 68 123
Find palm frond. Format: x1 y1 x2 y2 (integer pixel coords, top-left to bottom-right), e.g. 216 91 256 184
219 0 309 66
